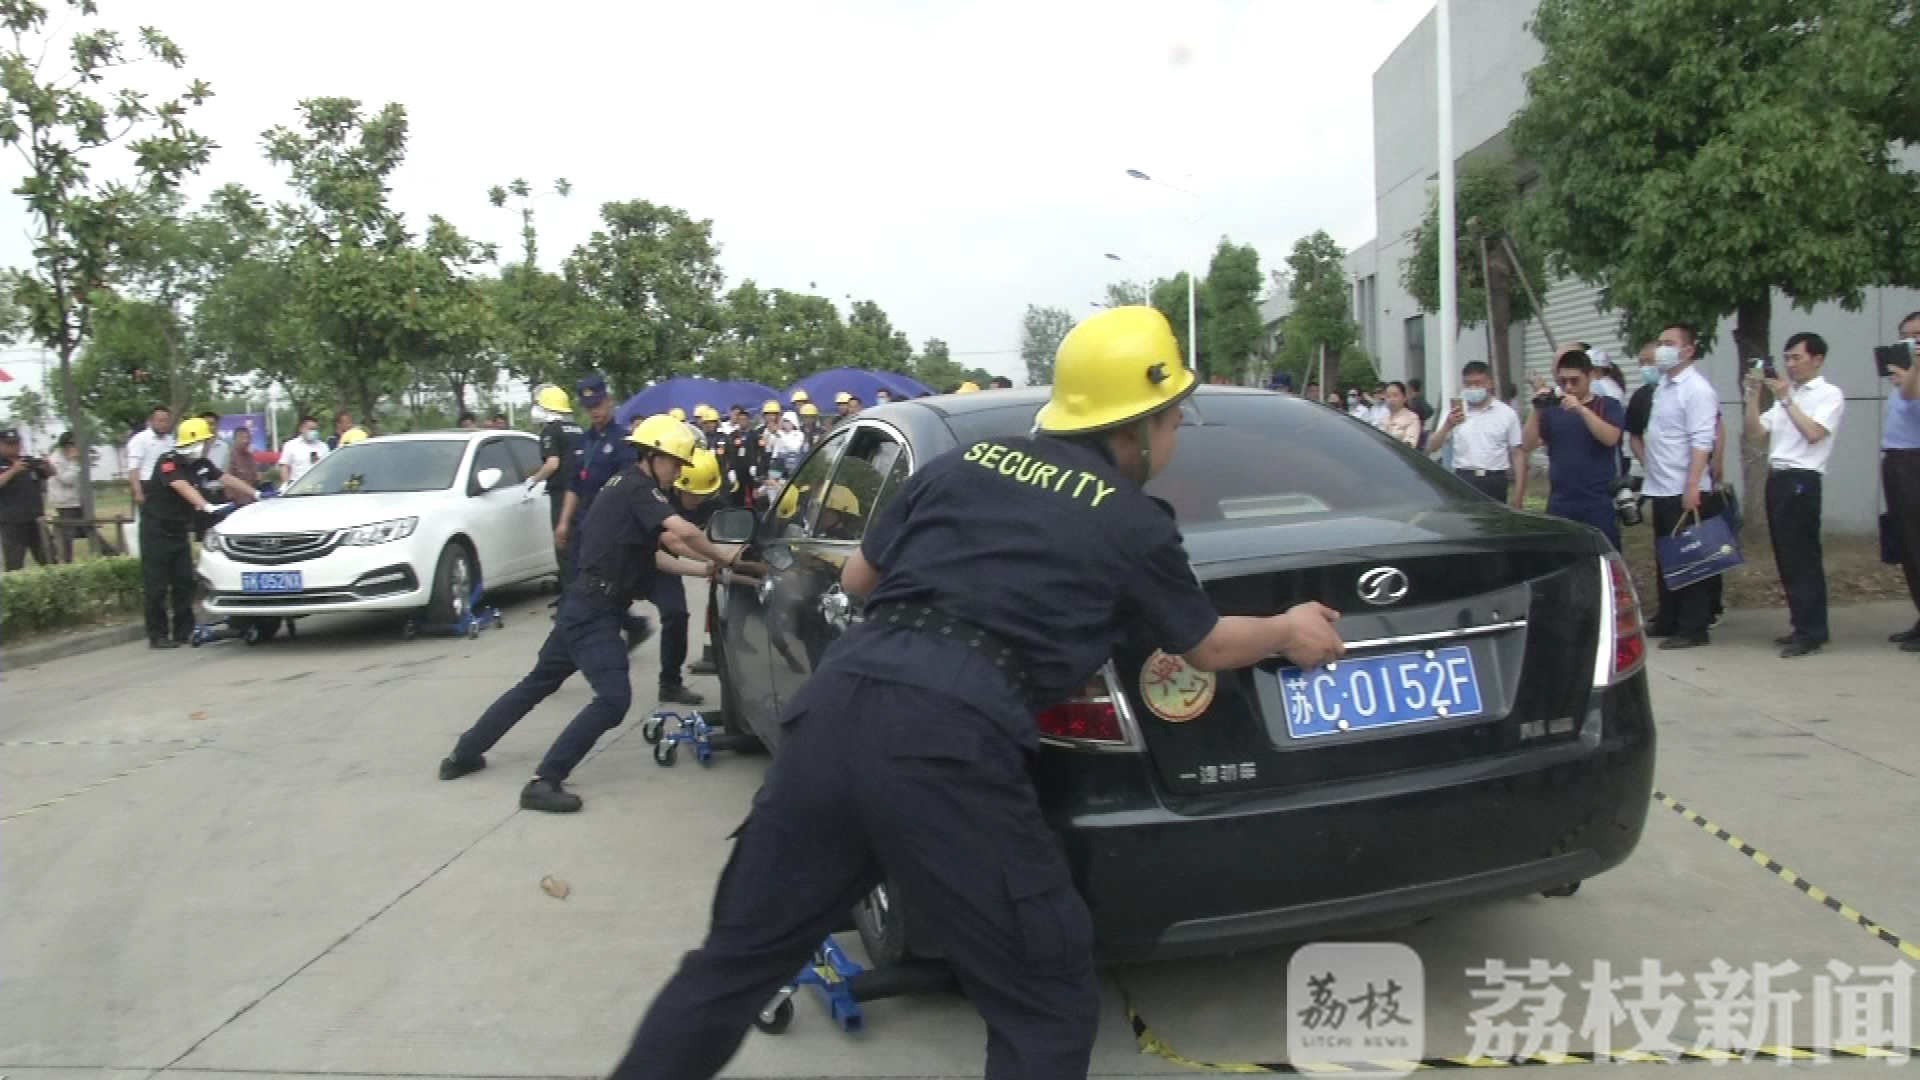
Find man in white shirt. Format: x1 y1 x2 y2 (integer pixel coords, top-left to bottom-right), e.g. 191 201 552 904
279 415 330 486
1642 323 1727 649
1426 361 1526 506
1744 332 1845 657
124 405 175 557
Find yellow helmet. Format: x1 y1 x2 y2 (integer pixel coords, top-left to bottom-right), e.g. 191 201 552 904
693 403 719 423
823 484 861 516
834 391 852 405
174 417 215 448
1034 305 1195 435
626 413 697 464
777 482 808 519
536 386 572 413
674 447 723 496
798 402 819 417
761 399 781 415
338 426 370 446
668 406 687 422
791 389 811 404
957 381 980 394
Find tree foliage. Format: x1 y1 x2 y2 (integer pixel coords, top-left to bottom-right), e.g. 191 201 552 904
563 199 723 396
1401 157 1542 394
1280 230 1358 381
1510 0 1920 540
1019 304 1076 386
0 0 214 519
1201 239 1263 382
1103 280 1148 307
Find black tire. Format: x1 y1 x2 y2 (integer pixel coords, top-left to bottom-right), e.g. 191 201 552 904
641 717 664 744
653 740 676 767
1542 882 1582 898
424 541 476 628
754 997 793 1035
852 879 918 970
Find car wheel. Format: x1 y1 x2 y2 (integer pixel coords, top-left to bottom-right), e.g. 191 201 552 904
425 542 476 627
853 879 921 970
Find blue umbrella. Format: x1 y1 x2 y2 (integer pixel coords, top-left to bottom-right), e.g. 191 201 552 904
786 368 932 408
614 377 779 427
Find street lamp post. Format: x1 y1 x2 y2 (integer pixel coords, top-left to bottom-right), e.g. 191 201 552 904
1125 169 1200 373
1435 0 1459 408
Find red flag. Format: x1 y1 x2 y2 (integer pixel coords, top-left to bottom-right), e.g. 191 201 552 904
0 367 14 383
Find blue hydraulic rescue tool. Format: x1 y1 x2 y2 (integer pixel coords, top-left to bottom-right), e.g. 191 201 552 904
402 578 505 641
640 710 761 767
755 937 961 1035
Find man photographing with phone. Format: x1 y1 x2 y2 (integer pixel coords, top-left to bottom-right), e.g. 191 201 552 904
1880 311 1920 652
1522 349 1627 548
1427 361 1526 506
1744 333 1845 658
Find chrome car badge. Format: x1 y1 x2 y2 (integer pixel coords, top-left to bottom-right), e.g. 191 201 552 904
1356 566 1410 606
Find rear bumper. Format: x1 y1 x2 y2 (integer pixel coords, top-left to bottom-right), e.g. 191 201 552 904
1040 676 1656 964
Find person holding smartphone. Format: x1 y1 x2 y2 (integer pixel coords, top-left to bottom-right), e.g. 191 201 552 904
1881 311 1920 651
1744 334 1845 658
1426 361 1526 506
1523 349 1627 549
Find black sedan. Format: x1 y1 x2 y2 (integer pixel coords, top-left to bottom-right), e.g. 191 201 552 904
701 385 1655 965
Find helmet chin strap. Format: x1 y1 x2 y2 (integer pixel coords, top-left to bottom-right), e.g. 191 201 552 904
1131 416 1153 486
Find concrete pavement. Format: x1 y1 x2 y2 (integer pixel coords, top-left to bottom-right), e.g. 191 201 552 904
2 589 1916 1078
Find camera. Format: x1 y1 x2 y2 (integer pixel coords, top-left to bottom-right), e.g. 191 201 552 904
1532 389 1560 410
1609 475 1644 528
1875 341 1914 378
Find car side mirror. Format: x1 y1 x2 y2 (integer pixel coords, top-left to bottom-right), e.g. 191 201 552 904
706 506 755 544
474 467 503 493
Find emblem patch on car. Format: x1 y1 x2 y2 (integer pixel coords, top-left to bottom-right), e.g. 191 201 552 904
1357 566 1410 606
1140 650 1215 723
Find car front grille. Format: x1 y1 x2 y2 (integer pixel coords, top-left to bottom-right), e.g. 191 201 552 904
224 531 340 564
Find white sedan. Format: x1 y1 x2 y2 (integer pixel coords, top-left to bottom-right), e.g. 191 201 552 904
198 430 558 625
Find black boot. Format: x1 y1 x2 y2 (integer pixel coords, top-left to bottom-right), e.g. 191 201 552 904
439 754 486 781
659 682 705 706
520 777 582 813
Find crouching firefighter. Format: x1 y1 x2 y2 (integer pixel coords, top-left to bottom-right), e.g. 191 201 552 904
438 414 747 813
605 305 1348 1080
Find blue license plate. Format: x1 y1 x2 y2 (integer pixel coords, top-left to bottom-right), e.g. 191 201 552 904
240 571 303 594
1278 645 1482 739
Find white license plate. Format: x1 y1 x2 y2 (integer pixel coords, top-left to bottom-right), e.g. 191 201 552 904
240 571 303 594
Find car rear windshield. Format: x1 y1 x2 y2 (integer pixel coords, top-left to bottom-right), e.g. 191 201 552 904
938 395 1465 524
281 440 467 495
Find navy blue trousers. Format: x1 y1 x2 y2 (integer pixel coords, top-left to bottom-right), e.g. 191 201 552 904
1547 494 1621 550
609 671 1099 1080
452 594 632 781
651 573 689 687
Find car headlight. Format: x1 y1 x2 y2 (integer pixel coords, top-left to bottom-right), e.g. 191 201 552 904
340 517 419 546
203 530 225 554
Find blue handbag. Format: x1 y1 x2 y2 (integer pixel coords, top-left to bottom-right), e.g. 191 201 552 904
1656 509 1743 590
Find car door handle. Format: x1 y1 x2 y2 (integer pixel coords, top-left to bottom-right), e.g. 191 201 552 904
819 585 856 630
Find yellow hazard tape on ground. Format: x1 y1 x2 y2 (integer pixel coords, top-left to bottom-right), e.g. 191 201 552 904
0 740 206 824
1651 789 1920 963
1127 996 1913 1072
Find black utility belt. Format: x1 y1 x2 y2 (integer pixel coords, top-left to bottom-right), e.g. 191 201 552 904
568 573 630 611
865 601 1034 699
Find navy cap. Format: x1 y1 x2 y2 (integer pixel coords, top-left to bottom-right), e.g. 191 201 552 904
0 428 19 442
576 375 609 408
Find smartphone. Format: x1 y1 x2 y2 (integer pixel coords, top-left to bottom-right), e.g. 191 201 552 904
1750 357 1778 381
1875 342 1915 377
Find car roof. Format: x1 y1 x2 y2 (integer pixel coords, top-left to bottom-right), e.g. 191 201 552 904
895 382 1276 420
354 429 535 442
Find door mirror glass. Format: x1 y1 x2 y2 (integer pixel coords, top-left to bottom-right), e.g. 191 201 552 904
473 466 503 493
706 506 756 544
762 544 795 572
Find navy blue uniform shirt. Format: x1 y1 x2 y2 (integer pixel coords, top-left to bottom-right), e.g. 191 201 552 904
826 434 1220 747
574 466 677 604
539 418 583 498
574 419 633 518
1539 395 1626 507
143 452 225 535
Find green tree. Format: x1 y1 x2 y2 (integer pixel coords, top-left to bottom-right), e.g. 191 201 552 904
1148 274 1203 371
0 0 215 523
843 299 913 374
910 337 993 392
1202 239 1263 382
76 295 215 434
1103 280 1148 307
264 98 494 424
1401 157 1541 397
1280 231 1359 388
1019 304 1076 386
487 176 571 268
486 177 577 387
1510 0 1920 541
4 384 48 432
563 199 723 395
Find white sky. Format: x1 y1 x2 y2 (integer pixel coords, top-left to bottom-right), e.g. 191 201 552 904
2 0 1434 393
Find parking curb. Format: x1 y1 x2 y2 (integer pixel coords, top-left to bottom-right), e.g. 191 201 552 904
1 621 147 671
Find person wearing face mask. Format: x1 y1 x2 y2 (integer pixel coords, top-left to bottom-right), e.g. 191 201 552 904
1427 361 1526 506
1642 323 1727 649
1878 310 1920 651
141 417 258 649
278 416 330 487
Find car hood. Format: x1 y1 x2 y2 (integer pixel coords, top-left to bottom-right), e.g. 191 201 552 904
1180 502 1596 574
217 492 442 536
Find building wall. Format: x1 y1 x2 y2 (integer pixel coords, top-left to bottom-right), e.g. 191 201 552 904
1347 0 1916 534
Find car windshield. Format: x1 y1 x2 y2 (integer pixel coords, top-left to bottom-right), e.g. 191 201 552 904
280 440 467 495
939 394 1470 525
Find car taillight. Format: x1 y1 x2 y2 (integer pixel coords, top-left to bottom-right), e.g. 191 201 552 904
1035 666 1141 750
1593 552 1646 687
